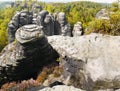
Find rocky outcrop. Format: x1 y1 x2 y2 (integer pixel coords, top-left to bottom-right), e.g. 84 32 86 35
48 34 120 90
8 10 33 43
54 12 71 36
0 25 59 86
1 28 120 91
36 10 55 36
96 9 112 20
72 22 84 36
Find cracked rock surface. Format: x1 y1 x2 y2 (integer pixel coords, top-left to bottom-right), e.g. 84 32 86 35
48 33 120 90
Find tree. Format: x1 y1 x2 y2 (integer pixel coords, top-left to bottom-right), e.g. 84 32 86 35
86 19 111 34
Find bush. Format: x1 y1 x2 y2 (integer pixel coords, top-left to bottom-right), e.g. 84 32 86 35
86 11 120 36
0 7 18 52
86 19 111 34
110 12 120 35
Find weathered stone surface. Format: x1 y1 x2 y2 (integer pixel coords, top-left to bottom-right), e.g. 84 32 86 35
8 10 33 43
96 9 111 20
48 33 120 90
32 4 42 14
38 85 85 91
55 12 71 36
37 10 54 36
72 22 84 36
37 10 49 26
32 4 42 24
16 24 43 43
43 14 54 36
8 12 20 43
0 25 59 86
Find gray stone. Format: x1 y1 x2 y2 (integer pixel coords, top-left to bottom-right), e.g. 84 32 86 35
0 25 59 86
8 10 33 43
37 10 49 26
38 85 85 91
96 9 111 20
8 12 20 43
19 10 33 27
43 14 54 36
37 10 54 36
55 12 71 36
32 13 38 24
16 24 43 43
32 4 42 14
72 22 84 36
32 4 42 24
48 33 120 90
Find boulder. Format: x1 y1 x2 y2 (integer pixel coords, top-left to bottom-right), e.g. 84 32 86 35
0 25 59 86
96 9 111 20
48 33 120 90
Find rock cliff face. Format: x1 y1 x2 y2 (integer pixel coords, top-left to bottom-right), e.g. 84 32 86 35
48 34 120 90
0 25 59 86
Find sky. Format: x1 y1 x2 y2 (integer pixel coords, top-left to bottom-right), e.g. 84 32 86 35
0 0 117 3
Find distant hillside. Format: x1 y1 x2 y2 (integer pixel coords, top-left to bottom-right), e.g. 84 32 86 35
0 1 13 9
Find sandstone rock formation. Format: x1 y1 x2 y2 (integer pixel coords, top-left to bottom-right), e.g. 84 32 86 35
8 10 33 43
37 10 54 36
2 25 120 91
43 14 54 36
32 4 42 24
32 4 42 14
96 9 111 20
8 10 73 39
0 25 59 86
55 12 71 36
48 33 120 90
72 22 84 36
37 10 49 26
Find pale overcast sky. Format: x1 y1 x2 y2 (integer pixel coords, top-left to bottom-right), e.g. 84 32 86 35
0 0 117 3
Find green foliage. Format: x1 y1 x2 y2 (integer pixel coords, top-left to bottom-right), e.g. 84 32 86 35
110 2 119 12
86 11 120 35
110 12 120 35
0 7 18 51
86 19 111 34
44 2 104 28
